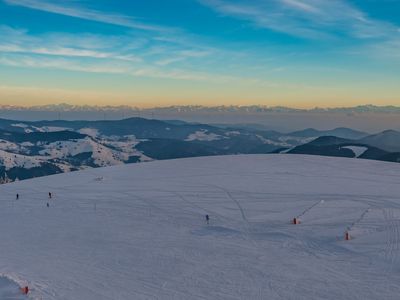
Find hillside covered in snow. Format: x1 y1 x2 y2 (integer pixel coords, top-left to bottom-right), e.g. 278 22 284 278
1 154 400 299
0 117 399 183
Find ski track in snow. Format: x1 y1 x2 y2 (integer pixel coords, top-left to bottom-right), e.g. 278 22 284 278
0 154 400 299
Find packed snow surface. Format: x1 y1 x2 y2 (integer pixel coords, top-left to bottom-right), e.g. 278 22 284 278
1 154 400 299
0 276 26 299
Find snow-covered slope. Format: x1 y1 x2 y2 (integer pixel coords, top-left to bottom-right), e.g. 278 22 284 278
39 137 127 167
1 155 400 299
0 131 151 181
185 130 223 141
342 146 368 157
0 149 42 169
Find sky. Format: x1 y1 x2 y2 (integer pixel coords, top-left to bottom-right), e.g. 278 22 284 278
0 0 399 108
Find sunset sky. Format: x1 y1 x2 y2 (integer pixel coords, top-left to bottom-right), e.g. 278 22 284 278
0 0 399 108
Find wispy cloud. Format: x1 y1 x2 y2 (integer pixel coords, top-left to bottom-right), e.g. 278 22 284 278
0 52 271 85
0 53 173 81
0 22 257 83
4 0 174 32
0 44 143 61
0 25 144 62
155 50 211 66
280 0 320 14
1 0 306 82
198 0 399 41
0 54 131 74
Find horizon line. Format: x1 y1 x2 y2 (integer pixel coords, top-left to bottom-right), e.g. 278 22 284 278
0 103 400 112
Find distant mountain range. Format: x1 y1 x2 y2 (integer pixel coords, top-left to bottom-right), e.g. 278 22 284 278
0 117 398 183
1 103 400 114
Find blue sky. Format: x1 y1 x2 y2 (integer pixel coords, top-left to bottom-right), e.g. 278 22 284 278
0 0 399 108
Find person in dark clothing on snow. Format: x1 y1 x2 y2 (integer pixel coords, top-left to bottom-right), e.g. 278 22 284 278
48 192 52 199
46 202 50 207
16 193 19 200
206 214 210 225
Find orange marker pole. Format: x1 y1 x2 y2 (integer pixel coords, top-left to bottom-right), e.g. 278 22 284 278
20 286 29 294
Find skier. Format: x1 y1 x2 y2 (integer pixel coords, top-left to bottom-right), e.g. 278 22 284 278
48 192 52 199
206 214 210 225
16 193 19 200
46 202 50 207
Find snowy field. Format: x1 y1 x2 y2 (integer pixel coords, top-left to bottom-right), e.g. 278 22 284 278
1 154 400 299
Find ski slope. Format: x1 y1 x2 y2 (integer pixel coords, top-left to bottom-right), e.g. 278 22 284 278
1 154 400 299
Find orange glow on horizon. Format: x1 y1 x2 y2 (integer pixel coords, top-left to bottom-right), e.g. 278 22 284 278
0 85 398 109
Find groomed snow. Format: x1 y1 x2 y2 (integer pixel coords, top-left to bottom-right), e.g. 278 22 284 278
1 154 400 299
0 276 27 299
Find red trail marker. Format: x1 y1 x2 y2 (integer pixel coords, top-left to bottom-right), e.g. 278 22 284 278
20 286 29 294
